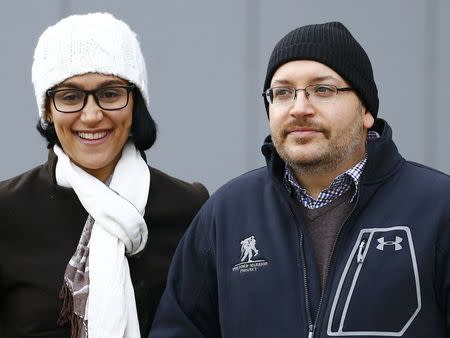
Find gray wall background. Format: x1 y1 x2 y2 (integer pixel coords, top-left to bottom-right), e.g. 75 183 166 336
0 1 449 193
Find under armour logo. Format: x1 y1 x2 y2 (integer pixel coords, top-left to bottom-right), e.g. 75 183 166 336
376 236 403 251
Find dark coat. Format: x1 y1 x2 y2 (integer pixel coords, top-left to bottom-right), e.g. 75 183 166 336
0 150 208 338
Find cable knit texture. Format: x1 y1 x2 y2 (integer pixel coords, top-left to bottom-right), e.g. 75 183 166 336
32 12 149 122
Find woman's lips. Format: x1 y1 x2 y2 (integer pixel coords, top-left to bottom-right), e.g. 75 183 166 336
76 130 111 144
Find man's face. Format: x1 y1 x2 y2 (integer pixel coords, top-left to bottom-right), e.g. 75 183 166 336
268 60 374 175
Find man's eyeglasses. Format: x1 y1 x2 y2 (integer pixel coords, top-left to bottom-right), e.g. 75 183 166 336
46 84 135 113
262 84 353 107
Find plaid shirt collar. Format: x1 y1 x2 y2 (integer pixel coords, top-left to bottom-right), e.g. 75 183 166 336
283 131 379 209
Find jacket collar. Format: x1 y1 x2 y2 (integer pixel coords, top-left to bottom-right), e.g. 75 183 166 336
362 118 404 184
261 118 404 187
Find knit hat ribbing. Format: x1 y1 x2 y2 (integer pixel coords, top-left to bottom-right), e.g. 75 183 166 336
32 12 149 123
263 22 379 118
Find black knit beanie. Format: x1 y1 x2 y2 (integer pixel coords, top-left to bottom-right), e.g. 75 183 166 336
263 22 379 118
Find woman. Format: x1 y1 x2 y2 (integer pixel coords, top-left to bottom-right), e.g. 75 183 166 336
0 12 208 338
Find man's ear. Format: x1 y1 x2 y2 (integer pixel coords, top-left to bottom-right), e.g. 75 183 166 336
363 110 375 129
360 101 374 129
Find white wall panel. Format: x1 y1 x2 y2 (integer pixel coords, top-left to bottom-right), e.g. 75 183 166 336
0 2 65 177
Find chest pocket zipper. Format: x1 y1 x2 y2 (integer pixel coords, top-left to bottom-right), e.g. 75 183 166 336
356 239 367 264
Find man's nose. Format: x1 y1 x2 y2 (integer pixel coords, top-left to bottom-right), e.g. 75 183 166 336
289 89 315 117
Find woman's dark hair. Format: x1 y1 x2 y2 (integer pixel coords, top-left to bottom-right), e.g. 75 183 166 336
36 87 157 151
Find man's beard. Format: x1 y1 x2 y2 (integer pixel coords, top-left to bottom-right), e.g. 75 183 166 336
272 113 366 177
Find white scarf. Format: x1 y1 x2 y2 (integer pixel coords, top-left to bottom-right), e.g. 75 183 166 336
54 141 150 338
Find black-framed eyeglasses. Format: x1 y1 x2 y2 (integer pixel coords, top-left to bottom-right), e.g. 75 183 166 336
46 84 135 113
262 84 353 107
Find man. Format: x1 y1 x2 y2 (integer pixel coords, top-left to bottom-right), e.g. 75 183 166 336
150 22 450 337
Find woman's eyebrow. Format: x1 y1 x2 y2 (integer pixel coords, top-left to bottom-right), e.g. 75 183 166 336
57 79 127 89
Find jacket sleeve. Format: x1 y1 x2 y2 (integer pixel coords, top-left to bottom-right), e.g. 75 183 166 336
435 219 450 335
149 207 220 338
0 270 4 334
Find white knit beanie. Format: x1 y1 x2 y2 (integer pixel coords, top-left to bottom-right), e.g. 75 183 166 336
32 12 149 123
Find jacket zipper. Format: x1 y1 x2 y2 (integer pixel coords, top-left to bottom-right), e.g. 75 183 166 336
329 234 370 331
299 231 314 337
299 194 360 338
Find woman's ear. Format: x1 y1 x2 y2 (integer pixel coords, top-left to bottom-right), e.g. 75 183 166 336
45 100 53 123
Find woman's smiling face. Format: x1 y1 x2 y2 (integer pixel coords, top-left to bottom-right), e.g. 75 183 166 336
48 72 133 181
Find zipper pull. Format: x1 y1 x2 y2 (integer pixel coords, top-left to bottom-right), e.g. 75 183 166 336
356 240 366 263
308 324 314 338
